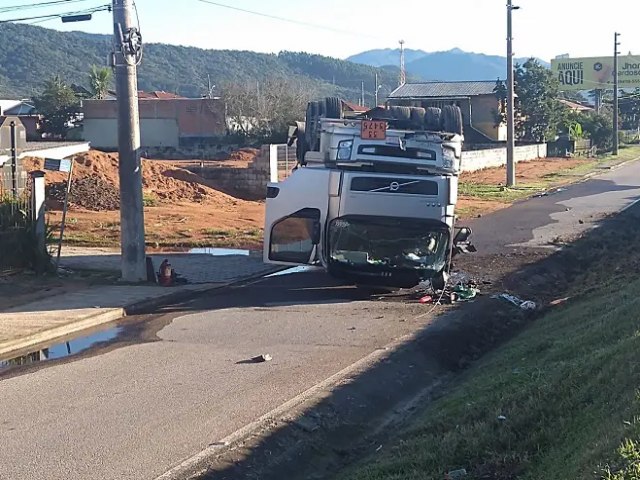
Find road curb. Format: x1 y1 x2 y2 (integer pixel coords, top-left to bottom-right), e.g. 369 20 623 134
152 309 451 480
154 346 396 480
0 267 284 360
581 154 640 181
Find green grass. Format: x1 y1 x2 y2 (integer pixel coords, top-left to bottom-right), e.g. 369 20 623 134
459 182 545 203
460 145 640 207
338 208 640 480
142 193 158 207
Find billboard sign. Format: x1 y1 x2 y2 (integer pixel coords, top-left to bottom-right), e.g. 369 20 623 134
551 55 640 91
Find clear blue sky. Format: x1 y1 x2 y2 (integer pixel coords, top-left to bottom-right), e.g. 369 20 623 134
3 0 638 61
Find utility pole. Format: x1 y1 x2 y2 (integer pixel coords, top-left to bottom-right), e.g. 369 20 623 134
9 121 17 199
594 89 602 114
399 40 406 87
374 72 379 106
613 32 621 155
361 80 365 107
112 0 146 282
506 0 519 187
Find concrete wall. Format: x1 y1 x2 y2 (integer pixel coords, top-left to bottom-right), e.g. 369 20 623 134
188 145 271 200
461 144 548 173
83 118 180 149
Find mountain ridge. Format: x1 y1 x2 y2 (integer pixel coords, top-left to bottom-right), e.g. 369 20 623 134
348 48 551 82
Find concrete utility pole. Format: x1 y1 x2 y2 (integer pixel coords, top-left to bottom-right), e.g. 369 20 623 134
374 72 379 106
506 0 519 187
361 81 365 107
613 32 621 155
399 40 406 87
112 0 146 282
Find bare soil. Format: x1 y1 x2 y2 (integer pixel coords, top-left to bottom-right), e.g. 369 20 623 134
23 151 265 249
460 157 586 185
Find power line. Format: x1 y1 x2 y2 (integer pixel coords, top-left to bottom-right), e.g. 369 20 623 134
0 0 92 13
195 0 385 41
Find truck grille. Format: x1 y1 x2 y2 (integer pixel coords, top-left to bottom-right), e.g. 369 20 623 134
350 177 439 195
356 145 436 160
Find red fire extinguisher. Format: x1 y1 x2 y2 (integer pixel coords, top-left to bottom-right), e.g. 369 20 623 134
158 259 173 286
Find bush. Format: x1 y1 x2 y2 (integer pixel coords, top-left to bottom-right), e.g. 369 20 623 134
0 198 52 273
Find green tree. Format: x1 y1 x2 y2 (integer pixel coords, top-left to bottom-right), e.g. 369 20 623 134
88 65 112 99
492 78 507 127
514 58 564 142
32 75 80 139
619 88 640 131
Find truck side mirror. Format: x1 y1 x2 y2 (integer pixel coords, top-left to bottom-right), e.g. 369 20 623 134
453 227 472 245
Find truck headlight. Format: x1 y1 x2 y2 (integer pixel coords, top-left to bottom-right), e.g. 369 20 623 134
337 140 353 161
442 147 457 170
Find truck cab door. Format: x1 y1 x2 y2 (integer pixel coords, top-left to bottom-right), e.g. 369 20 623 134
264 168 331 266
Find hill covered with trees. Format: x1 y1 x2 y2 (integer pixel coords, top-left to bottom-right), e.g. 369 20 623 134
0 22 399 104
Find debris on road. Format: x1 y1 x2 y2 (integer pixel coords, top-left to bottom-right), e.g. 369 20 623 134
493 293 537 310
445 468 468 479
418 273 480 305
550 297 570 306
252 354 272 363
453 284 479 301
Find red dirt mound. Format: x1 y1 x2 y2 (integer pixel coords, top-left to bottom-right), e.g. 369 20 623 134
23 150 255 212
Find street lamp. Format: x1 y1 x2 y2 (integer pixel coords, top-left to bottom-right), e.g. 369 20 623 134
506 1 520 187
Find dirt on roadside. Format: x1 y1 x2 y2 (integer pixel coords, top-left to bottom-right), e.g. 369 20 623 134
22 151 265 249
461 157 586 185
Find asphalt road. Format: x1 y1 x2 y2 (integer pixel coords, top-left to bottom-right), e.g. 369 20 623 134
1 158 640 480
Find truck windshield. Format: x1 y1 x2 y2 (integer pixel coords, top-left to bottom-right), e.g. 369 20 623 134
328 216 449 273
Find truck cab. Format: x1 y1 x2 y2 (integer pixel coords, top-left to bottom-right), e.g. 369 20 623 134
264 98 472 288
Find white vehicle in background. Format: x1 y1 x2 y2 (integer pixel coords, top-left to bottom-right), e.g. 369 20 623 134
263 97 474 288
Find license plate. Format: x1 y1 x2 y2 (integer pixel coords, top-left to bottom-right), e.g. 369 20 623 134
361 120 387 140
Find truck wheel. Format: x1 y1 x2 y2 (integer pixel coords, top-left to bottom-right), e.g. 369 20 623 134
389 106 411 121
325 97 343 119
318 98 327 118
425 107 441 130
442 105 464 135
296 123 308 164
410 107 426 129
305 101 320 151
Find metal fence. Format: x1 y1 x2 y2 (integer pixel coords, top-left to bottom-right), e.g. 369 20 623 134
268 144 296 182
0 163 33 270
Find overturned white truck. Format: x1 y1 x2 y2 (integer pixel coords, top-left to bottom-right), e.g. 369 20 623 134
263 97 474 288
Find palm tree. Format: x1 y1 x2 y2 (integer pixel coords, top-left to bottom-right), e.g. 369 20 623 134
88 65 113 99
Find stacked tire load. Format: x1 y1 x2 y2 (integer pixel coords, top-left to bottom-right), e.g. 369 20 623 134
298 97 344 164
297 97 463 164
387 105 463 135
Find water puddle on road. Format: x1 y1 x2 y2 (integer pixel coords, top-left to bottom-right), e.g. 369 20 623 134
0 326 123 370
189 247 250 256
